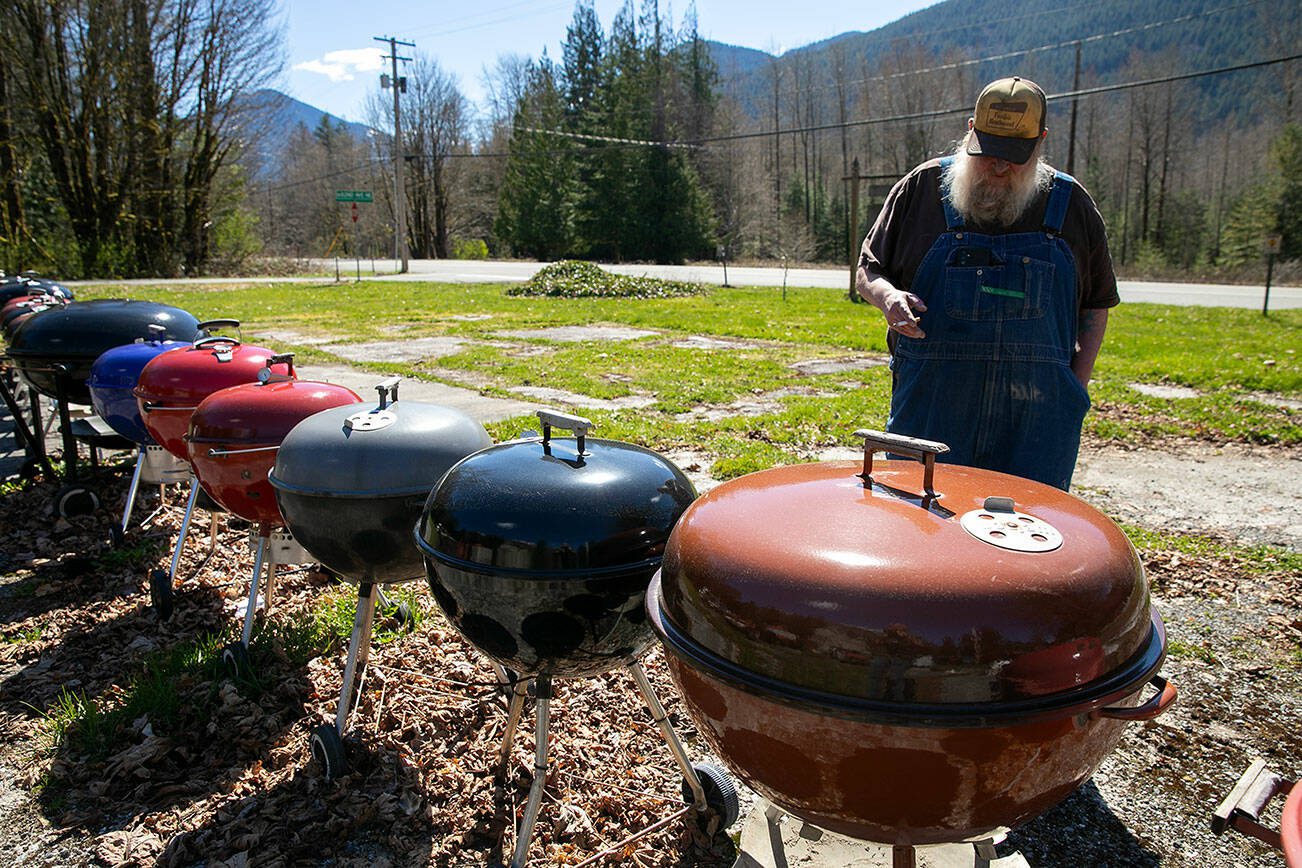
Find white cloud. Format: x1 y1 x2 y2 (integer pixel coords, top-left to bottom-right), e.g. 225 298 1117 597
293 47 384 83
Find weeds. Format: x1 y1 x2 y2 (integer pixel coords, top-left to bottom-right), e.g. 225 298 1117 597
1166 640 1221 665
33 631 227 759
1121 523 1302 575
1 624 45 644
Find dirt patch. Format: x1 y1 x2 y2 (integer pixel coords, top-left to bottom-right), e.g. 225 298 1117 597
1074 442 1301 549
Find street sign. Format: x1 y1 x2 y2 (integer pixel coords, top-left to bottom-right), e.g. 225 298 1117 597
335 190 373 203
1264 234 1282 255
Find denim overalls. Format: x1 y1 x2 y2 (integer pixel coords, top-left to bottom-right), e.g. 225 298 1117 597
886 158 1090 490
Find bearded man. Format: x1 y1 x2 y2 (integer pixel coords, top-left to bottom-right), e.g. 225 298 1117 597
855 76 1117 490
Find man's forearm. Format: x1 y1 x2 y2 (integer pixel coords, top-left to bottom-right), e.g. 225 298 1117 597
1071 308 1109 387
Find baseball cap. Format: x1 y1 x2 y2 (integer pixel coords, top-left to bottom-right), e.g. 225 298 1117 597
967 77 1046 165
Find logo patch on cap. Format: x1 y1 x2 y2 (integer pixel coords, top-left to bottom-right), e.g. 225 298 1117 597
985 101 1029 134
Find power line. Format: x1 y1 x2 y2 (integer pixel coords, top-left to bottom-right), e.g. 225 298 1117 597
761 0 1271 99
249 52 1299 190
675 53 1301 147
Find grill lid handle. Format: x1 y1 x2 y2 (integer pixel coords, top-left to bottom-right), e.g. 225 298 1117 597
197 318 241 330
375 376 401 408
538 409 593 455
852 429 950 499
258 353 295 382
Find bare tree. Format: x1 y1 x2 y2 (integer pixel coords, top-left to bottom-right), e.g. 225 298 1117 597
369 55 469 259
4 0 282 276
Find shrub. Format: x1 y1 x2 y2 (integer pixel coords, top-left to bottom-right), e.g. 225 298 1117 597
452 238 489 260
507 259 708 299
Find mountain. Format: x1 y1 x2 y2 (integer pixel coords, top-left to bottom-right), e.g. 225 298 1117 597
704 0 1282 128
238 89 373 178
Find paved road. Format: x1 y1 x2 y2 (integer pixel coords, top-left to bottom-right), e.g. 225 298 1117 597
69 259 1300 309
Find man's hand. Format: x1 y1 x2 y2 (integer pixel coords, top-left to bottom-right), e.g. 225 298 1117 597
857 265 927 338
878 288 928 339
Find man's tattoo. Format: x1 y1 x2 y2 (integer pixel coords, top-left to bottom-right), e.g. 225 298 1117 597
1078 309 1105 337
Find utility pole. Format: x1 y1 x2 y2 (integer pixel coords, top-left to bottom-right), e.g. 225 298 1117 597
846 157 864 302
375 35 414 273
1067 40 1082 176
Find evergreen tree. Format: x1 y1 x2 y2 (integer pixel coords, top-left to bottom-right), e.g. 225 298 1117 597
1273 123 1302 259
495 57 577 259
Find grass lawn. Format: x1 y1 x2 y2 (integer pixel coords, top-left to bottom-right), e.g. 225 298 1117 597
82 279 1301 477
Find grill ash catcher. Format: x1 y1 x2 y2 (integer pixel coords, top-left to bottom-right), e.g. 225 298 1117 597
416 410 740 868
268 376 493 777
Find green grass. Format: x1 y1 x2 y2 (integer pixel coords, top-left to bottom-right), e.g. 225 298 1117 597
1120 523 1302 575
33 631 227 759
1 624 45 644
96 538 164 570
1166 640 1221 665
261 584 426 668
75 281 1300 462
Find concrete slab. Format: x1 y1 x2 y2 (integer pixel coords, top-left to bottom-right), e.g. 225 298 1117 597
297 364 542 425
507 385 658 411
318 336 468 363
494 326 658 343
1128 382 1201 400
791 356 887 375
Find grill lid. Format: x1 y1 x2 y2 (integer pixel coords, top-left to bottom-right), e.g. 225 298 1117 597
88 340 190 391
187 357 361 447
133 335 290 404
654 430 1154 706
417 410 697 575
7 299 200 361
269 377 493 498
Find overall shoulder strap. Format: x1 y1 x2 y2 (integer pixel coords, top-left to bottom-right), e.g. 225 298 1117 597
937 157 963 230
1042 170 1076 233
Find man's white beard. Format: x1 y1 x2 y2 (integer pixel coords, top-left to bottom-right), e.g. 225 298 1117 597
943 144 1054 228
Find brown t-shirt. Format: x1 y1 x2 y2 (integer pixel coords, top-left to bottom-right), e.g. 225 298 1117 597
860 158 1120 311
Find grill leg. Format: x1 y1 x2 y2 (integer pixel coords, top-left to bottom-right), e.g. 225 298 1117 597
168 479 201 581
509 676 552 868
54 383 77 482
334 582 377 736
628 661 707 811
498 679 529 770
0 377 53 477
263 541 278 610
240 535 267 648
892 845 916 868
120 448 145 534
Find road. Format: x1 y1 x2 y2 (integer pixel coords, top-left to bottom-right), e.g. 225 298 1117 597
71 258 1301 309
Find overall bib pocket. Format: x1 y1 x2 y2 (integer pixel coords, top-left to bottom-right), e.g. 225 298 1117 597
943 252 1053 322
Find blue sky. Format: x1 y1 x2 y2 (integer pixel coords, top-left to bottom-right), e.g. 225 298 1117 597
282 0 939 123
